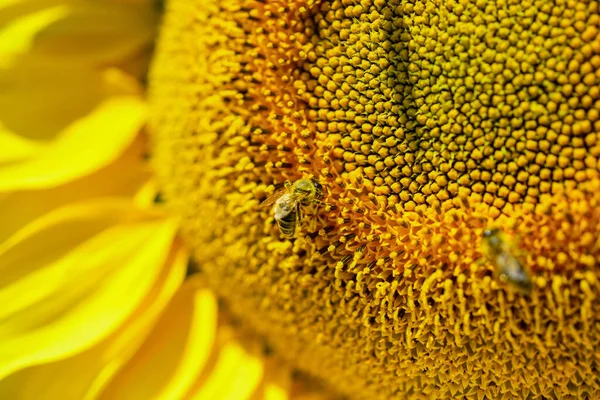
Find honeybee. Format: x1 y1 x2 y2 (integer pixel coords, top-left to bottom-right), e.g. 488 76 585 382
261 179 324 238
481 228 533 294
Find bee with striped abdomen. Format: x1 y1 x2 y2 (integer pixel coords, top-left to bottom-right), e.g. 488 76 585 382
261 179 323 238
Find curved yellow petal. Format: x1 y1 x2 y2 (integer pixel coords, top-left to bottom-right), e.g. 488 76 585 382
0 93 145 191
187 340 264 400
0 4 67 68
254 358 291 400
0 241 187 400
0 134 149 245
97 277 218 400
0 1 155 66
133 179 159 209
0 0 23 12
0 128 44 164
0 199 179 380
0 64 106 141
263 384 289 400
28 1 156 67
0 0 72 25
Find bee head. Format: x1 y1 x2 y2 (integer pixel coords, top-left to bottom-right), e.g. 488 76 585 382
483 228 500 238
482 227 503 249
294 179 314 194
294 179 323 198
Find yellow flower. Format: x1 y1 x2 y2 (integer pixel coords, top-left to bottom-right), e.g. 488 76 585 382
150 0 600 399
0 1 298 399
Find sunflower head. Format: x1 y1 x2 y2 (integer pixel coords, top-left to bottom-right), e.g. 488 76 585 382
150 0 600 398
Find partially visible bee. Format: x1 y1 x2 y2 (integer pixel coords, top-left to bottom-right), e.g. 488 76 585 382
481 228 533 294
261 179 324 238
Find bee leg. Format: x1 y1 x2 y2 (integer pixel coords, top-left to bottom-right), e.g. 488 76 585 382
313 199 336 209
296 203 302 224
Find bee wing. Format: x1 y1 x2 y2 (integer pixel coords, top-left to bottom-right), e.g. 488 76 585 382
260 187 289 208
284 192 309 209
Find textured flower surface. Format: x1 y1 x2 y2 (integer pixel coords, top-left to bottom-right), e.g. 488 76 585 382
150 0 600 398
0 0 301 399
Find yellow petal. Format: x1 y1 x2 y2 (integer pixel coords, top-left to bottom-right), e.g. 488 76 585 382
0 134 149 245
0 93 145 191
186 339 264 400
28 1 157 67
0 1 155 67
252 358 291 400
0 64 106 141
97 277 218 400
0 4 67 68
0 198 179 380
0 0 24 12
0 128 44 164
0 0 72 24
133 179 160 209
0 241 187 400
263 383 290 400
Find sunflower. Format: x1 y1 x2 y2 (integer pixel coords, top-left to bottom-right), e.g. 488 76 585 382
3 0 600 399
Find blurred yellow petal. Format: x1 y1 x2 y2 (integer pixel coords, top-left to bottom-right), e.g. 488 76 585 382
133 178 159 209
0 199 179 379
0 134 149 245
0 0 23 12
0 129 43 164
0 241 187 400
252 358 291 400
29 1 156 66
0 4 67 67
0 1 155 66
263 384 290 400
0 93 145 191
187 340 264 400
0 65 106 141
0 0 70 24
97 277 218 400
